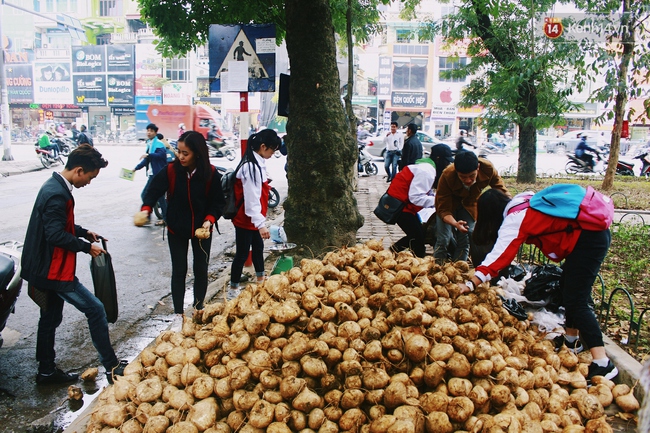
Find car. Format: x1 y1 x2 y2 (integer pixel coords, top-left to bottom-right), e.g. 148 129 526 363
363 129 447 158
546 130 610 154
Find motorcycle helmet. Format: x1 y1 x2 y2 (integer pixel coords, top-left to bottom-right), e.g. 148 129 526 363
178 123 185 129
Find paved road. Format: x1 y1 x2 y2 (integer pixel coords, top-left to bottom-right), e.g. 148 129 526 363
0 143 288 432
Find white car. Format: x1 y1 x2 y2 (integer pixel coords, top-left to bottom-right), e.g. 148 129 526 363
363 129 447 158
546 130 610 154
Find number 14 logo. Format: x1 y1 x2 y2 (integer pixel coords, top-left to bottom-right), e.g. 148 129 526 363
544 17 563 39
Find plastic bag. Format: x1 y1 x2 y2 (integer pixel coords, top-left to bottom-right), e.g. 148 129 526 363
530 308 566 333
499 263 527 281
90 238 118 323
523 264 563 311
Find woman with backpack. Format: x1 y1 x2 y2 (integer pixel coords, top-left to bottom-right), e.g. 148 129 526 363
229 129 282 296
461 188 618 384
136 131 225 314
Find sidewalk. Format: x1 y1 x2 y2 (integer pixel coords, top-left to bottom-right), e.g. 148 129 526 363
0 159 44 177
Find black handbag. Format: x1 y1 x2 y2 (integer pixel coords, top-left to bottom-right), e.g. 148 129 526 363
90 238 118 323
373 193 406 225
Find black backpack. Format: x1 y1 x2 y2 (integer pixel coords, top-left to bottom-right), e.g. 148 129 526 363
221 167 242 219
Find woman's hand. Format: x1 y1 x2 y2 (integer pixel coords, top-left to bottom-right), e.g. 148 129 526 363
259 226 270 240
202 221 211 230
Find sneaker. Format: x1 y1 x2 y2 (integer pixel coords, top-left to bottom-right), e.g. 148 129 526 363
227 287 241 301
553 335 584 354
106 360 129 384
36 368 79 385
587 360 618 383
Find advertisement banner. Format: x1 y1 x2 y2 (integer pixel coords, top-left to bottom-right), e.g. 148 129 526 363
33 62 73 104
107 45 135 72
209 23 276 93
135 44 163 96
72 45 106 74
6 64 34 103
163 83 192 105
107 74 134 106
377 57 392 100
73 75 107 106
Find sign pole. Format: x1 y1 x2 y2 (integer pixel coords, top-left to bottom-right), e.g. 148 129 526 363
239 91 248 158
0 3 13 160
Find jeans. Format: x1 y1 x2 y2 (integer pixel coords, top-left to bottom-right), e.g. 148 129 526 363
434 207 475 263
142 175 167 220
392 211 426 257
561 229 611 349
168 231 211 313
36 279 118 374
231 227 265 285
384 151 400 181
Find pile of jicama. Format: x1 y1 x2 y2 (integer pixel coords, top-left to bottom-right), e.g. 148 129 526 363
86 240 639 433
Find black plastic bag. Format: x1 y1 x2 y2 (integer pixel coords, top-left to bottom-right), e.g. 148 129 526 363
523 264 563 311
90 238 118 323
499 263 527 282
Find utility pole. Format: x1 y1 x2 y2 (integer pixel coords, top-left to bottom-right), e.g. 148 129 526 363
0 2 12 160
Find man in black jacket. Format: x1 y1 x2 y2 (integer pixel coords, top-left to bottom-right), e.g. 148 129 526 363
21 145 126 385
399 123 423 170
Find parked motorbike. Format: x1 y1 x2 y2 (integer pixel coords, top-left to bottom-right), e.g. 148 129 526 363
0 241 23 350
565 153 601 174
358 143 378 176
636 150 650 177
477 142 506 158
34 144 65 168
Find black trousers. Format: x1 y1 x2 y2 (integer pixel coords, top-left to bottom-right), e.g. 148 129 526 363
392 211 426 258
560 229 611 349
167 231 211 313
230 226 265 284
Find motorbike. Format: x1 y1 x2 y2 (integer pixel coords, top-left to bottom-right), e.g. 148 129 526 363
565 153 601 174
34 144 65 168
615 149 650 177
51 137 75 156
0 241 23 350
207 137 237 161
358 143 379 176
477 142 506 158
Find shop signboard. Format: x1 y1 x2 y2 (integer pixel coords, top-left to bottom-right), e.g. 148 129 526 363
377 57 392 100
33 62 73 104
135 44 163 96
72 45 106 74
73 75 107 106
107 45 135 72
107 74 134 106
6 64 34 103
391 92 427 108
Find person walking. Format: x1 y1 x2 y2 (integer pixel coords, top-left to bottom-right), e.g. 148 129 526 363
462 188 618 383
21 145 127 384
134 123 168 225
384 121 403 182
399 123 423 170
434 151 509 264
385 158 436 258
229 129 282 296
77 125 93 146
137 131 225 315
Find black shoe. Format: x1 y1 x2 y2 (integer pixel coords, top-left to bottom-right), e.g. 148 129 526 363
36 368 79 385
587 360 618 383
106 360 129 384
553 335 584 354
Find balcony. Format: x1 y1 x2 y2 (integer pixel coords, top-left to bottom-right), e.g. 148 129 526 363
35 48 71 59
111 32 138 44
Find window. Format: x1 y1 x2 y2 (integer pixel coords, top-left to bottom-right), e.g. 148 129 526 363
393 44 429 56
99 0 122 17
96 34 111 45
165 58 189 82
33 0 40 12
439 57 467 82
396 29 412 43
441 5 457 18
392 58 427 91
45 0 53 12
56 0 67 11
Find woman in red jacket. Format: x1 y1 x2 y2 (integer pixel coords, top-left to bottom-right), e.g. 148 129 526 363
461 188 617 384
229 129 282 295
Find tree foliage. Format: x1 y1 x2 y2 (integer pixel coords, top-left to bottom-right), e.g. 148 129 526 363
572 0 650 189
421 0 585 182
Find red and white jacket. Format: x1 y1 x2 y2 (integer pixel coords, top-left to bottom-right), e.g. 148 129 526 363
474 192 582 283
386 163 436 214
233 152 270 230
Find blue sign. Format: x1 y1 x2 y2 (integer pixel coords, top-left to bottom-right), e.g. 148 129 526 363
209 24 276 93
135 95 162 139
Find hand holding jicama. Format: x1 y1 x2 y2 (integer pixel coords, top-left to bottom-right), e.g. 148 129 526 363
195 221 211 239
133 210 149 227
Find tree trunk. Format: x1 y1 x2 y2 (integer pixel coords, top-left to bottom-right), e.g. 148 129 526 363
516 84 538 183
345 0 357 136
602 0 633 191
283 0 364 256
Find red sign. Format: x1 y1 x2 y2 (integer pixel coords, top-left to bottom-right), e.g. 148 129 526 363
543 17 563 39
621 120 630 139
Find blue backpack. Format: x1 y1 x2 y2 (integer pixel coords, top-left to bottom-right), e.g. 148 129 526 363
513 184 614 231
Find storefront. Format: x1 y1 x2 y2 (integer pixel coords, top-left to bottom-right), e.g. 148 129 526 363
11 103 83 130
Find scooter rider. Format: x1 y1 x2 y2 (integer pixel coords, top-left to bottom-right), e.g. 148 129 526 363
207 125 223 150
575 134 601 171
455 130 476 152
